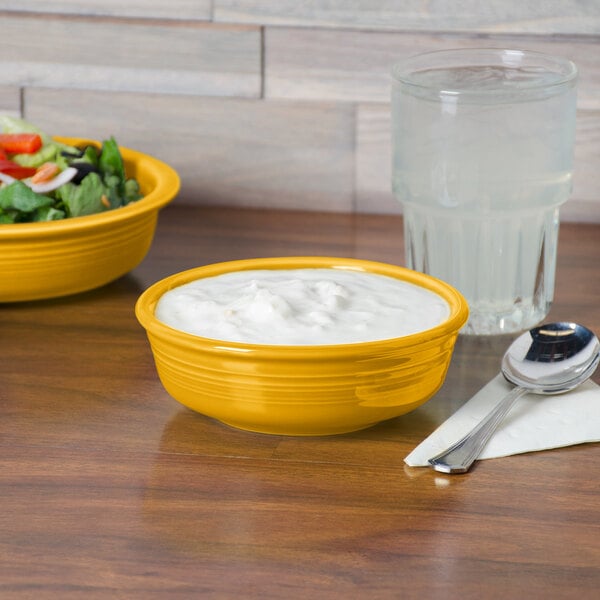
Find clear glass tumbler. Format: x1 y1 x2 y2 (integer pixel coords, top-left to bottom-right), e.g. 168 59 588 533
391 48 578 335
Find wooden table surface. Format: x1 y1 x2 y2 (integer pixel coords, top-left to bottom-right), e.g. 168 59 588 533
2 205 599 599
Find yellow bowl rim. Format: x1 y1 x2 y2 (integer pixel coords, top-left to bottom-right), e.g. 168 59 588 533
0 136 180 238
135 256 469 357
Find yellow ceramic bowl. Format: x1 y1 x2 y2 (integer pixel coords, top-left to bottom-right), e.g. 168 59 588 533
136 257 469 436
0 137 179 302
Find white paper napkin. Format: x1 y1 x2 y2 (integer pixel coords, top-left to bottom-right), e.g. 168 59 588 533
405 374 600 467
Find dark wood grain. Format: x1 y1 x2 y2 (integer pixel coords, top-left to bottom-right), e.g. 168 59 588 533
1 204 599 599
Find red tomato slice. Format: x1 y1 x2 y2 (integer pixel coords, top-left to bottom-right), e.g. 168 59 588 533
0 159 37 179
0 133 43 154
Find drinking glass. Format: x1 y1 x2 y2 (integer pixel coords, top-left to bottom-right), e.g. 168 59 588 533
391 48 578 335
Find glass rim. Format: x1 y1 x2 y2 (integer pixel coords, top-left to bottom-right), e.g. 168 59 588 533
391 48 578 96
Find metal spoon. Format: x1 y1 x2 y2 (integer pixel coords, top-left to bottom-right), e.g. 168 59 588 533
428 322 600 474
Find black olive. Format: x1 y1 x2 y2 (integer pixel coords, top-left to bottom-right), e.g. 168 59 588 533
71 162 100 184
60 148 84 159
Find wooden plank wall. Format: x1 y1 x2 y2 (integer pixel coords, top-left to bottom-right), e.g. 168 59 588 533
1 2 599 221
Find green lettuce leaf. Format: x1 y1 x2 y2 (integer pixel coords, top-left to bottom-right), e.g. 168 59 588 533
0 211 17 223
56 172 108 217
98 137 126 198
124 178 141 204
33 206 66 221
0 180 54 212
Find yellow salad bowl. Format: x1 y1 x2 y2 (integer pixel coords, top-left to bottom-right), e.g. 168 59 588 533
0 137 179 302
136 257 469 436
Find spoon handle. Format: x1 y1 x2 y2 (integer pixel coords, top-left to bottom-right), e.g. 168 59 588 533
428 385 527 473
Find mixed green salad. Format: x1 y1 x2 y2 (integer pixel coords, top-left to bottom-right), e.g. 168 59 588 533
0 116 141 223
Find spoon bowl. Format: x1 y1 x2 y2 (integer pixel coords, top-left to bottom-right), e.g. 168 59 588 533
428 322 600 473
502 322 600 393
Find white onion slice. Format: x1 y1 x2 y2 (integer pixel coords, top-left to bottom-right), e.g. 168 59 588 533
29 167 78 193
0 171 17 186
0 167 78 193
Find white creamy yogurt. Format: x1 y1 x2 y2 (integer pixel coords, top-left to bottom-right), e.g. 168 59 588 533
155 268 450 345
